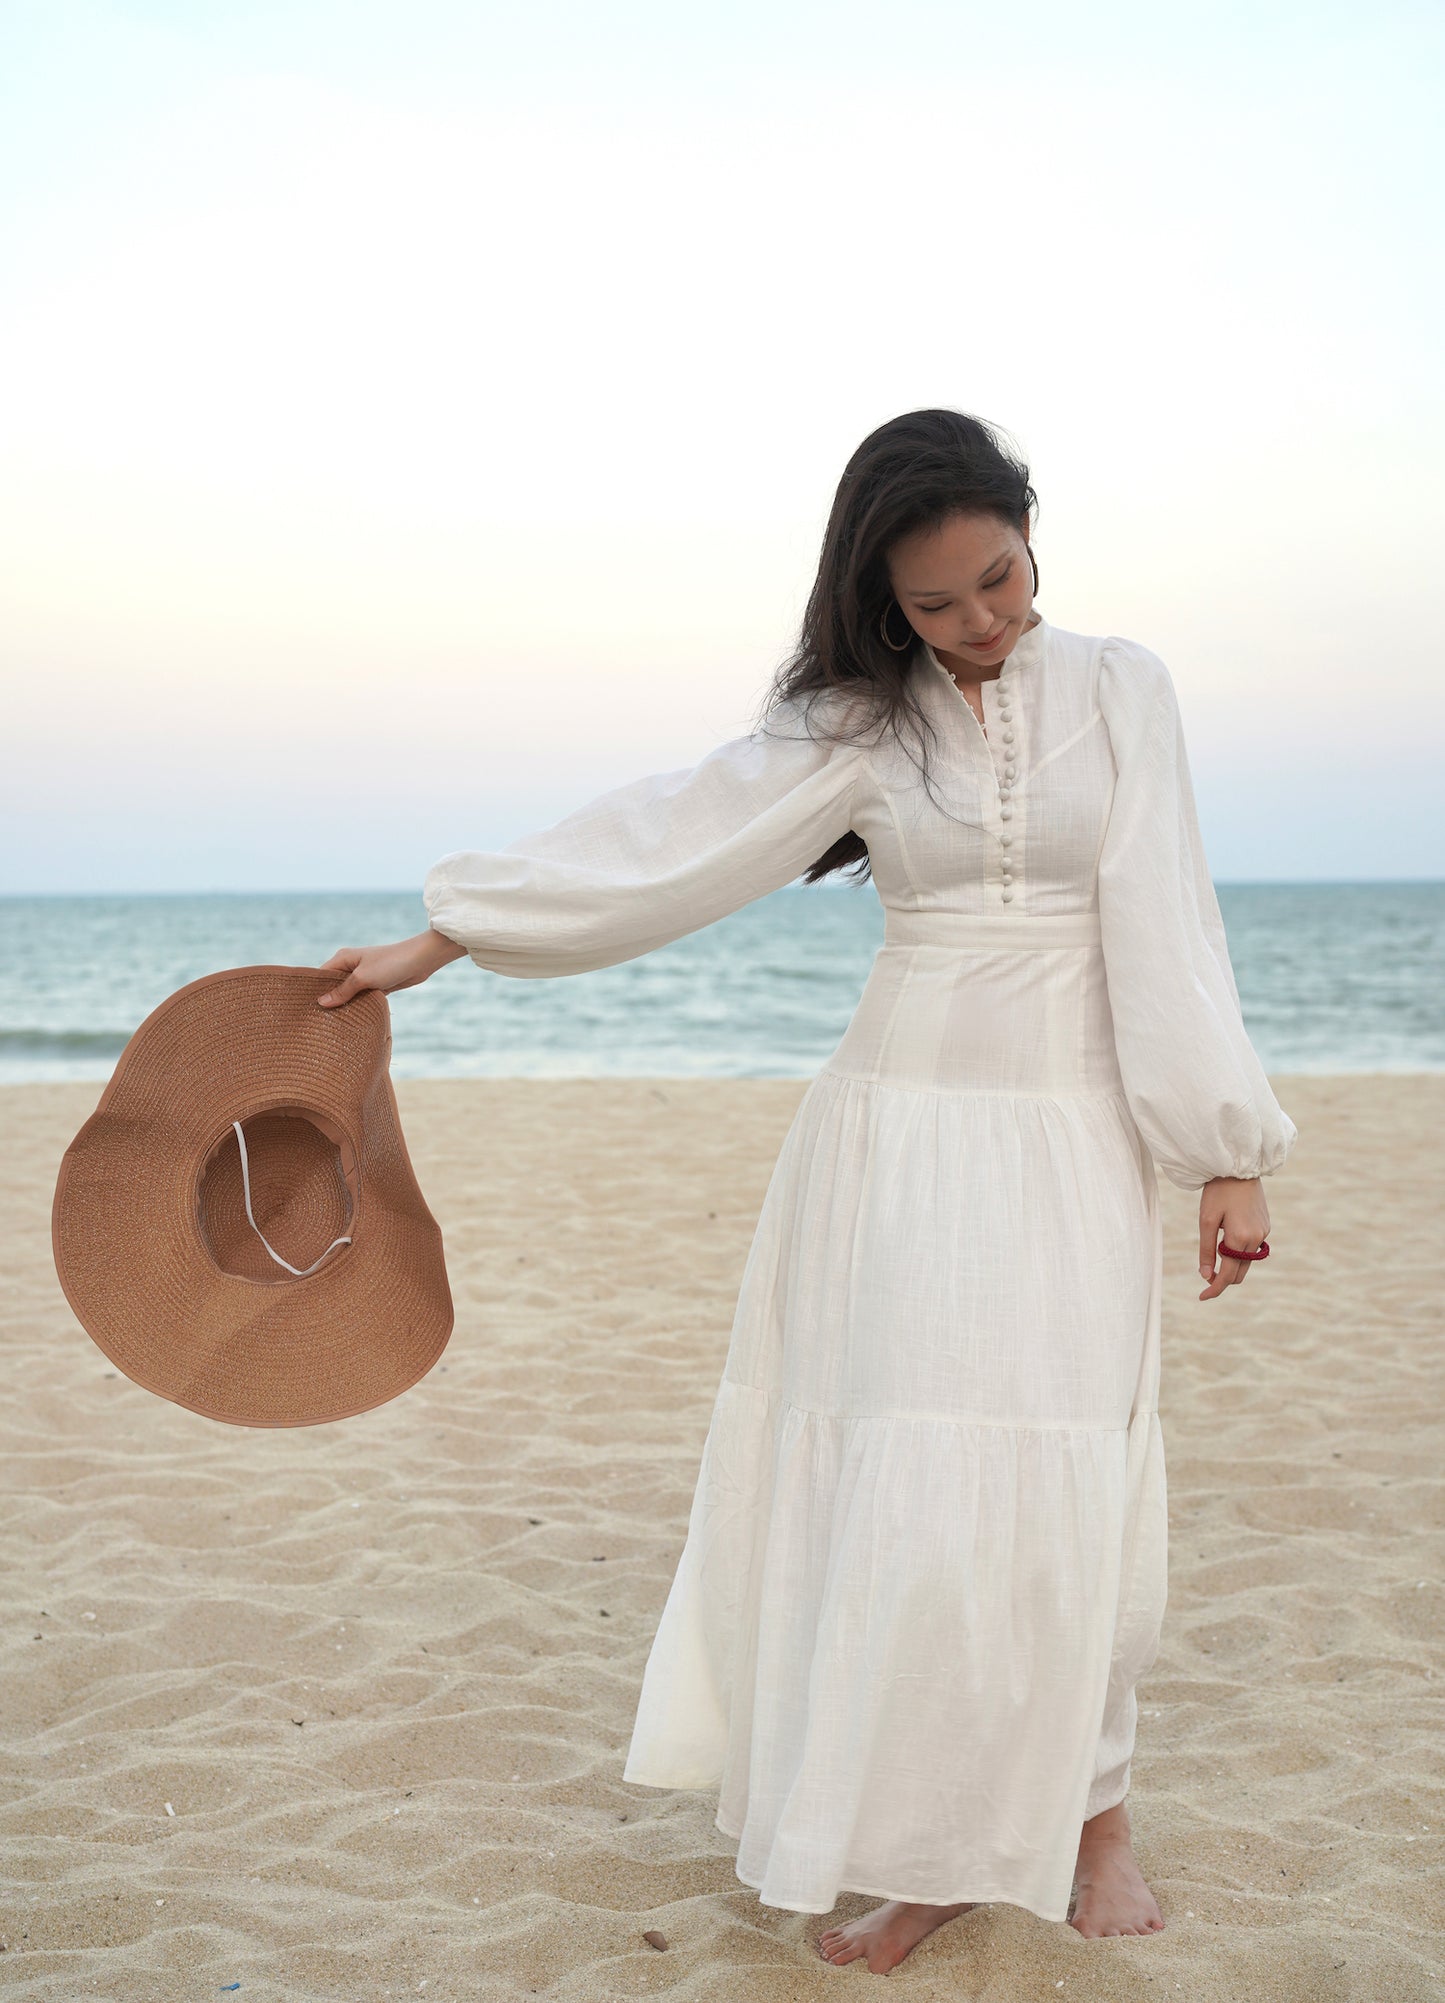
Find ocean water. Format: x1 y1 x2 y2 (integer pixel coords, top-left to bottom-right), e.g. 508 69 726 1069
1 881 1441 1084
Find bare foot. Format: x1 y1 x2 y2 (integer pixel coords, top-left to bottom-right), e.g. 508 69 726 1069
1069 1801 1166 1938
818 1898 975 1973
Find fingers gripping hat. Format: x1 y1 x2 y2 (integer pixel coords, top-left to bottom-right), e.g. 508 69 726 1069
52 966 453 1427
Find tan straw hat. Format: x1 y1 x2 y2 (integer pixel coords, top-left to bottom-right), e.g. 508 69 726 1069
52 965 453 1428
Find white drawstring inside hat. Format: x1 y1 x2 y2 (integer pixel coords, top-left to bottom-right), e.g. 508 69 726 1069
232 1119 352 1278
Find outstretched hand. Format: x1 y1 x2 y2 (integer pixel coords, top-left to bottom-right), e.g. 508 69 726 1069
316 928 468 1009
1198 1176 1271 1300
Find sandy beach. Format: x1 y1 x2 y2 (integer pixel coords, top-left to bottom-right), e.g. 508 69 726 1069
2 1072 1441 2001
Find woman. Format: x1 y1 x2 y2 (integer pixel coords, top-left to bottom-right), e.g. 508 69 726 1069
317 409 1297 1974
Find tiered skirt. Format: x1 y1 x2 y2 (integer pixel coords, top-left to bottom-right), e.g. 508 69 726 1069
622 911 1168 1922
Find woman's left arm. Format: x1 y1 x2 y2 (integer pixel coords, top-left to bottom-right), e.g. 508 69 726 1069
1197 1175 1271 1300
1095 637 1298 1290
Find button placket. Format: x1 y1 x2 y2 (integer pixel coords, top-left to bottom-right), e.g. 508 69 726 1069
994 672 1018 903
934 651 1023 906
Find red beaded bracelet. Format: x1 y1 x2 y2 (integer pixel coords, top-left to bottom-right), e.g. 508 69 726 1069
1218 1240 1270 1261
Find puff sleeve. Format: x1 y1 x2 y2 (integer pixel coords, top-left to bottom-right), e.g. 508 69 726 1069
422 698 868 978
1096 637 1298 1192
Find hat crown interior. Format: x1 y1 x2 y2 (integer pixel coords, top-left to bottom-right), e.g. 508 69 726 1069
197 1104 360 1286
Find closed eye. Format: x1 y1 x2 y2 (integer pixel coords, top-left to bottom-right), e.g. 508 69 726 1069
917 566 1011 612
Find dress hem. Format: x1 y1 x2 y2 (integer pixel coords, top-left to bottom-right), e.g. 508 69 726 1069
712 1811 1076 1922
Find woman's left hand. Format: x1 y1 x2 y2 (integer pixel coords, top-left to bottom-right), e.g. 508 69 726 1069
1198 1176 1271 1300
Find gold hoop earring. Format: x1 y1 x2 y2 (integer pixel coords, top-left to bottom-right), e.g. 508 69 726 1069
879 600 914 652
1027 548 1039 595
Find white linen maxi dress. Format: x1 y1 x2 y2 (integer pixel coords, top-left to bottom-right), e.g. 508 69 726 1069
422 608 1298 1924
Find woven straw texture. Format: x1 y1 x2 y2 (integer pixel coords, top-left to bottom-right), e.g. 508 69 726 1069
51 966 453 1427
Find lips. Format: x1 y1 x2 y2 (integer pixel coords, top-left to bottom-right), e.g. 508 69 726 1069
964 629 1006 649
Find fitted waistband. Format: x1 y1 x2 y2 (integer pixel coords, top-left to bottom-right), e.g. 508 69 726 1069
883 908 1103 951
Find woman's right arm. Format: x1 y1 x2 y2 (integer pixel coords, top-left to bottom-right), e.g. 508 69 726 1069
317 695 867 1008
316 926 468 1008
421 708 866 979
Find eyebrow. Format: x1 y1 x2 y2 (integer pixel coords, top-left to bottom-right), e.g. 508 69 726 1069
908 557 1011 600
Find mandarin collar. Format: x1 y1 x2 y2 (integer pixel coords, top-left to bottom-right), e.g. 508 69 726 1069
922 607 1047 689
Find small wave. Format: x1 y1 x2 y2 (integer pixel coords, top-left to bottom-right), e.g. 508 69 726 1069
0 1028 131 1058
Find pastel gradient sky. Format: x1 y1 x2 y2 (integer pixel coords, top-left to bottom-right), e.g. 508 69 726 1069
2 0 1440 892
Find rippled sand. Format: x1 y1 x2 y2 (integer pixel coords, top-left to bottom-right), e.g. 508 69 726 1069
2 1075 1441 2000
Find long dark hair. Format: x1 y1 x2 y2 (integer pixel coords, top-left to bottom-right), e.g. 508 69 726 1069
755 408 1038 886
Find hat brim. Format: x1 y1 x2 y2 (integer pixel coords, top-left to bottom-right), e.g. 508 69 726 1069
52 966 454 1427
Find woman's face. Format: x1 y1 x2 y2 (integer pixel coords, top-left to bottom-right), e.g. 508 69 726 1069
886 511 1035 676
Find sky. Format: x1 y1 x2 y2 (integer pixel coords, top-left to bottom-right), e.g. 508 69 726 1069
2 0 1441 892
